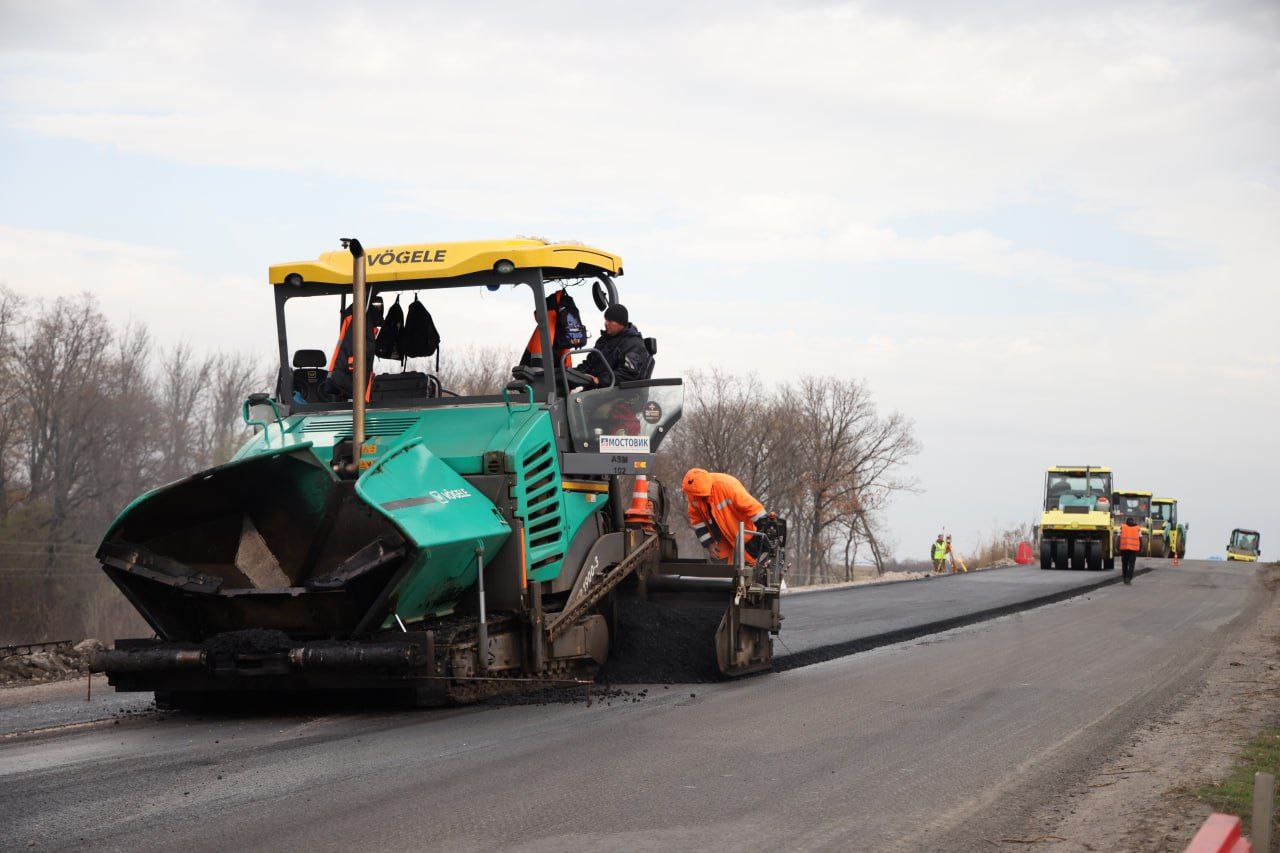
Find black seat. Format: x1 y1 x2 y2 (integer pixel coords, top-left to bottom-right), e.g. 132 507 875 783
292 349 328 403
370 371 438 402
642 338 657 379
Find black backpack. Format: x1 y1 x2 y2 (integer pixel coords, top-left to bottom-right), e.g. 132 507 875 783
552 290 587 350
401 295 440 359
374 296 404 360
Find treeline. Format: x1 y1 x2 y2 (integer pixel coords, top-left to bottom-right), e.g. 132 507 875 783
0 289 265 641
0 292 919 641
654 370 920 585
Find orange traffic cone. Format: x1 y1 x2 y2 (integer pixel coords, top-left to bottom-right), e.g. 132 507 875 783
624 475 656 531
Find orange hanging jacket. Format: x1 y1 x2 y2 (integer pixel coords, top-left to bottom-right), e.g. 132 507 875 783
328 312 376 402
520 291 578 369
684 471 766 564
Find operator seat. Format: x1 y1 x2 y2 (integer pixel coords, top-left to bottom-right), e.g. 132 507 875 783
291 349 329 403
642 337 657 380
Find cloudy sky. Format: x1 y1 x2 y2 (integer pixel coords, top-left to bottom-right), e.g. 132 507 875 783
1 0 1276 559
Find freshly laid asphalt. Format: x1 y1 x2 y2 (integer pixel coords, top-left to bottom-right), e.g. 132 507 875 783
0 563 1132 737
2 559 1264 851
777 563 1142 665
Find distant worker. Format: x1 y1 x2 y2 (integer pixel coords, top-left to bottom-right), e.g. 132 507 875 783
578 304 652 386
1118 515 1143 585
682 468 773 565
932 534 947 573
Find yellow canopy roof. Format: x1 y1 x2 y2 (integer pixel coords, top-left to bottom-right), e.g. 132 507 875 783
269 238 623 286
1047 466 1112 474
1114 490 1152 497
1153 497 1177 504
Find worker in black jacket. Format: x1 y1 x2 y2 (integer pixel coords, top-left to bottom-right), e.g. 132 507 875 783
579 304 652 386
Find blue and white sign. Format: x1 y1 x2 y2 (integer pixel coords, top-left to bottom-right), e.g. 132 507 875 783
598 435 651 454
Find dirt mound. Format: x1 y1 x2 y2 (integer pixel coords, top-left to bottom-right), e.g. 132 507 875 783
0 643 91 685
599 597 727 684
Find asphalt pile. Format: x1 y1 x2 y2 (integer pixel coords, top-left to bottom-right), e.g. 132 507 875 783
600 597 727 684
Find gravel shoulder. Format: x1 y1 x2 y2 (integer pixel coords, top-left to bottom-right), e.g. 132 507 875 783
1026 564 1280 852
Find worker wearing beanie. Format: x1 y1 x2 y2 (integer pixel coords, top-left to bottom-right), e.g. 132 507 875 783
578 303 652 386
682 468 771 565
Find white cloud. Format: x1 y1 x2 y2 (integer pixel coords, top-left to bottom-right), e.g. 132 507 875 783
1 1 1276 556
0 225 272 356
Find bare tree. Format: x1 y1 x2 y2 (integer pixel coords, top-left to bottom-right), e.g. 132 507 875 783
656 372 919 584
203 350 262 466
437 345 518 396
98 321 159 516
17 297 118 545
782 378 921 583
154 343 213 484
0 286 25 522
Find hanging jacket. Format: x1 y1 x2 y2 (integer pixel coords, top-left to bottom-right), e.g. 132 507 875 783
325 305 377 400
374 297 404 360
519 290 584 369
683 471 766 565
579 323 652 385
400 296 440 359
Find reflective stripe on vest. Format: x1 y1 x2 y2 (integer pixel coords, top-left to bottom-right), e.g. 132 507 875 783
1119 525 1142 552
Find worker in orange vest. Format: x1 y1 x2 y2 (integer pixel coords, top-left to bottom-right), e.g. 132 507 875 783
1118 516 1144 585
682 468 772 565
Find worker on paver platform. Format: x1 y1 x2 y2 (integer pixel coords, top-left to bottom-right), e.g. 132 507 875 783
932 534 947 573
1118 516 1143 585
682 468 772 565
579 304 652 385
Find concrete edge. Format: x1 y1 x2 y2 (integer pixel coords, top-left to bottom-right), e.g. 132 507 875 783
773 565 1154 672
784 562 1018 597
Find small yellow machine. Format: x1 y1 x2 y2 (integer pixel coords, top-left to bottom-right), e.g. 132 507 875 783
1226 529 1261 562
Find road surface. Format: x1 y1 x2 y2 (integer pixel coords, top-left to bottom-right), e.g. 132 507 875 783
777 562 1135 664
0 563 1127 736
0 559 1265 850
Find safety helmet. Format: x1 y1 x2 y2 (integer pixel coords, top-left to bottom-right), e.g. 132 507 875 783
682 468 713 497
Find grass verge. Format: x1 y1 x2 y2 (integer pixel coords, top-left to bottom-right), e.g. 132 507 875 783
1196 728 1280 842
